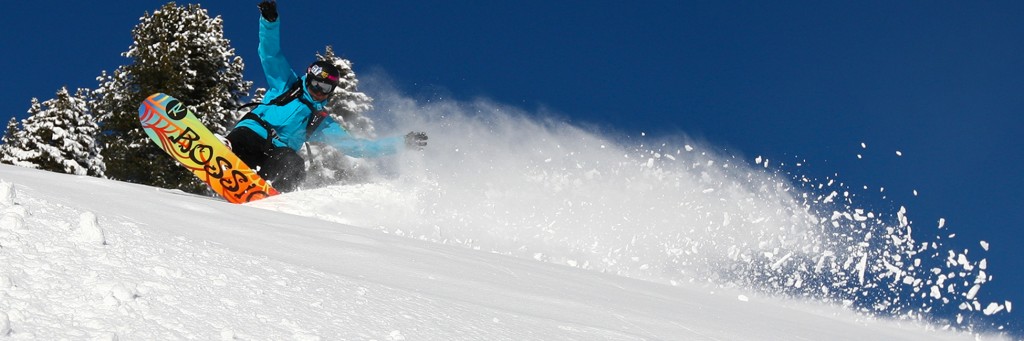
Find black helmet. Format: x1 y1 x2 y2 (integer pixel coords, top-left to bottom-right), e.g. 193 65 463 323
305 61 341 96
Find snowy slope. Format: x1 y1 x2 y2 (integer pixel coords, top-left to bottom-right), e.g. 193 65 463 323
0 164 1001 340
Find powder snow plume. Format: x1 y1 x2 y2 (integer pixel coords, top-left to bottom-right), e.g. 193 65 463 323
257 78 1013 335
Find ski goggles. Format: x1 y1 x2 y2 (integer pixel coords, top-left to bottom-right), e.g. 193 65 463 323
307 78 337 95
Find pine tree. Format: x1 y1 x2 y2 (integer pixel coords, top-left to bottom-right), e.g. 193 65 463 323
1 118 17 142
320 46 376 137
0 117 19 159
0 87 104 176
0 115 32 168
94 2 250 192
304 46 379 187
0 100 43 169
73 88 106 177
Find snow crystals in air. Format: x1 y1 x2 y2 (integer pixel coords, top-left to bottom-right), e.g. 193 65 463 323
336 97 1014 336
984 302 1006 316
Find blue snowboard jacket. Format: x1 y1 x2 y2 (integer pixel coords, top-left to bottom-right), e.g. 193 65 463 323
234 17 403 157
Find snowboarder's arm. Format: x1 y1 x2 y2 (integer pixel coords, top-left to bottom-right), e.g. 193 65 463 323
257 12 297 93
310 119 405 158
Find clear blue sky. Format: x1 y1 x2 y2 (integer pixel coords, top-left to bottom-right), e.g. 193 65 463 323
2 0 1021 334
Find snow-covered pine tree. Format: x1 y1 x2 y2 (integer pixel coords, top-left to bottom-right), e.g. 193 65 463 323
0 104 40 169
303 46 379 187
0 117 20 162
0 87 103 176
1 99 44 169
320 46 376 137
94 3 250 193
74 88 106 177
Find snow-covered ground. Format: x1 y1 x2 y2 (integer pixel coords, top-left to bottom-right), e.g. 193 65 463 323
0 165 1005 340
0 84 1014 339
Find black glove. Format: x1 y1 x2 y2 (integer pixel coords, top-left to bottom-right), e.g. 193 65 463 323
405 132 428 150
258 0 278 22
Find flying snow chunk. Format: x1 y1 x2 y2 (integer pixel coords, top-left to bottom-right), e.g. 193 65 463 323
861 142 867 149
737 295 750 302
896 150 903 156
684 145 693 152
855 254 868 285
930 286 942 299
983 302 1005 315
980 240 989 251
966 285 981 300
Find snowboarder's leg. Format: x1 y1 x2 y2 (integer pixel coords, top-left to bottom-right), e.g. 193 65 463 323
262 147 306 192
226 127 270 171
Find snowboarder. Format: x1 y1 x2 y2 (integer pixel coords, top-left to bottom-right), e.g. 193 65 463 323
227 0 428 192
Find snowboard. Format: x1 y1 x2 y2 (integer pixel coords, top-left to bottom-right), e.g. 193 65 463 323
138 93 279 203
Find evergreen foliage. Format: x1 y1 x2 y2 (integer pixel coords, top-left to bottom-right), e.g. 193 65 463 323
0 117 21 163
319 46 376 137
93 2 250 192
0 100 41 169
0 88 103 176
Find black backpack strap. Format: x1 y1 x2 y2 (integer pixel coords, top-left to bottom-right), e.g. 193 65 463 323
268 81 305 106
236 80 305 112
295 96 328 140
237 79 331 145
238 102 263 111
235 80 306 148
239 112 278 150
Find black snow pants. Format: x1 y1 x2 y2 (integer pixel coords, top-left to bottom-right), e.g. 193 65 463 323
226 127 306 192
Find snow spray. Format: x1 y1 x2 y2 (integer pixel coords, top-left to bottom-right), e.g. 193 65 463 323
278 77 1012 334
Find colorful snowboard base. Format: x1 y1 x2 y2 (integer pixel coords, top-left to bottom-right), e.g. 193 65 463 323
139 93 278 203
